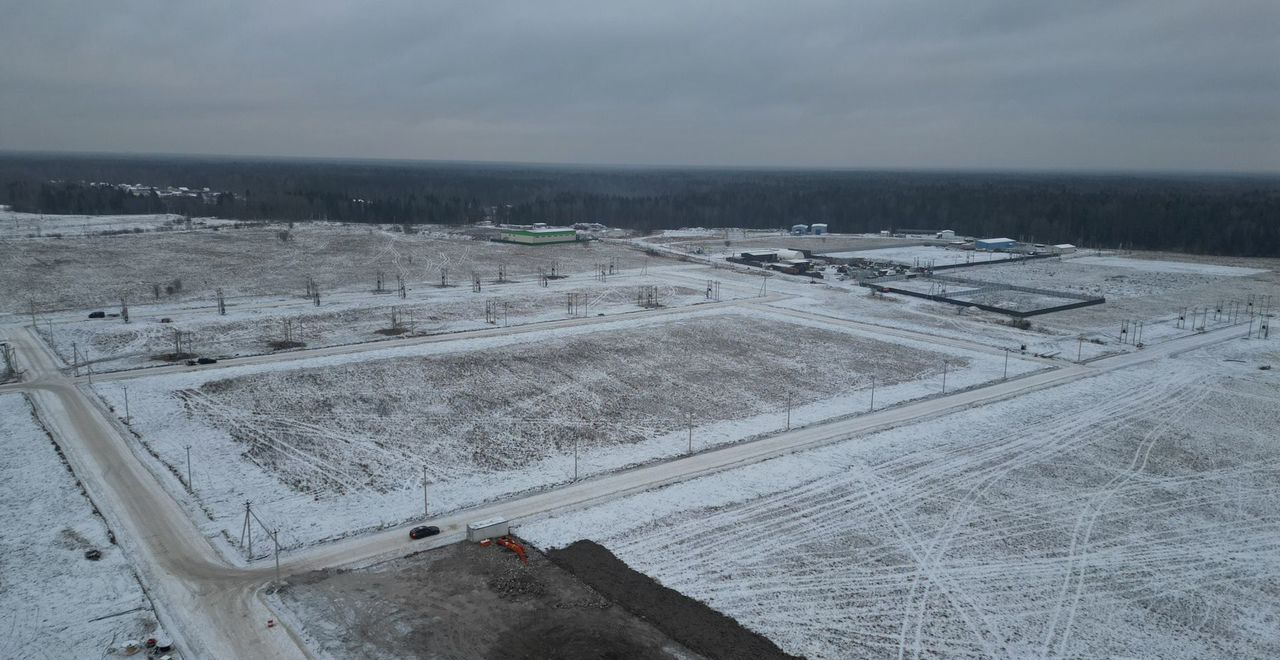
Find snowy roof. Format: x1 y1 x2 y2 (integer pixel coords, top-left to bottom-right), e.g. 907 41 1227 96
502 226 575 234
979 237 1016 243
1054 244 1076 249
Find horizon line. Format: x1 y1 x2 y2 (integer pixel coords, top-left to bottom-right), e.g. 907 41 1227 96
1 147 1278 179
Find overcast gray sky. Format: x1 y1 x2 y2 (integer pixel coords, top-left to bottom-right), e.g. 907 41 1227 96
1 1 1277 172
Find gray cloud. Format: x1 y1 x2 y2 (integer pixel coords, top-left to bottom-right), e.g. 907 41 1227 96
1 0 1277 171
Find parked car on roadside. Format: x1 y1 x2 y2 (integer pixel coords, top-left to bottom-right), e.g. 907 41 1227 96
409 525 440 540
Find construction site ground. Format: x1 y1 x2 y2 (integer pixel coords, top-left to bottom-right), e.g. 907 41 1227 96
273 539 726 660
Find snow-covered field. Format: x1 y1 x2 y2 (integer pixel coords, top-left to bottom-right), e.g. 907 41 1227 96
776 249 1278 363
823 245 1017 266
0 394 162 658
0 220 651 314
94 307 1041 555
9 213 1280 658
1071 255 1271 277
522 337 1280 659
38 275 711 372
645 232 923 256
0 209 207 238
968 254 1272 299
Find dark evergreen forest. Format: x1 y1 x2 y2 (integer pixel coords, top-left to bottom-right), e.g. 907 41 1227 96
2 153 1277 256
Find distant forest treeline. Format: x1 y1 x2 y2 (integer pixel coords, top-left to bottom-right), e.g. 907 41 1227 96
2 153 1278 256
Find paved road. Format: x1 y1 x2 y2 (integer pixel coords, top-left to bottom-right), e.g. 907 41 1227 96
0 317 1245 658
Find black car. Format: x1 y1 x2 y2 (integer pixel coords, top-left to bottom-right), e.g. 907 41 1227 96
196 357 218 364
409 525 440 540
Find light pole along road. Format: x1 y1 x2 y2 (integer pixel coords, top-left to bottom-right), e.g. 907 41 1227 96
0 319 1247 658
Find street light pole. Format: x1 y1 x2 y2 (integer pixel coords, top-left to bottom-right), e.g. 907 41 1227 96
573 436 579 481
869 376 876 412
123 384 130 424
941 361 948 394
1003 349 1009 379
785 393 792 430
185 444 192 489
422 465 429 516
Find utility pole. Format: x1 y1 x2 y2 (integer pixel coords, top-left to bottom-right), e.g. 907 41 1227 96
272 529 281 588
869 375 876 412
573 437 579 481
941 361 948 394
1077 337 1083 363
785 393 792 430
687 414 693 454
240 501 253 558
186 444 192 489
1003 348 1009 379
122 385 130 424
422 465 429 516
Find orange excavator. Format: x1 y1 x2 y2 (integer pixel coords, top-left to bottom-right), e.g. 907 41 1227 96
495 536 528 565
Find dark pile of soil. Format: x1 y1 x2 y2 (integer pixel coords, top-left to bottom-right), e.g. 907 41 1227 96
548 540 800 660
280 539 702 660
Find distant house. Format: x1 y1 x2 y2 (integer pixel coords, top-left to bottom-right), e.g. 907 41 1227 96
936 229 956 239
1052 244 1077 254
975 238 1017 251
791 224 809 235
811 223 829 235
498 227 578 245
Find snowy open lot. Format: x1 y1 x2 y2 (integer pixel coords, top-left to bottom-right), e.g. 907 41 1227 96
0 209 205 238
1070 255 1271 277
0 394 162 658
974 254 1273 300
822 245 1017 266
9 212 1280 659
94 307 1040 554
0 220 651 314
522 337 1280 660
779 249 1278 363
645 231 925 256
37 274 711 372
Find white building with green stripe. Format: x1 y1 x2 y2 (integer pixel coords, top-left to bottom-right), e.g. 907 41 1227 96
499 227 578 244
